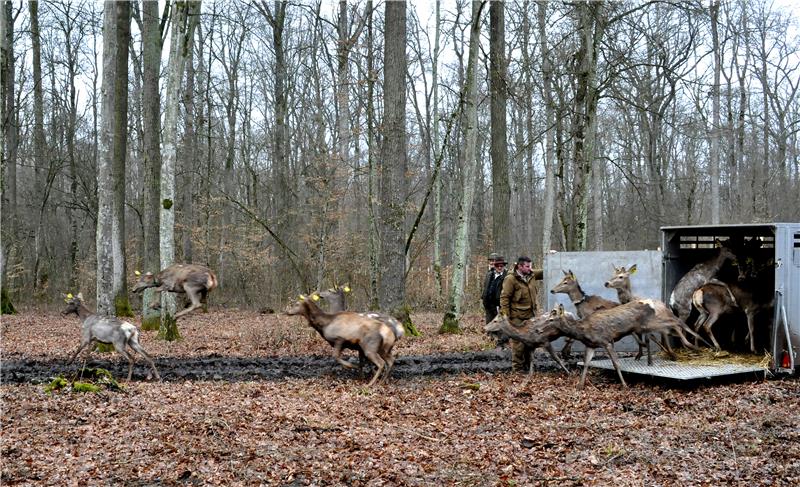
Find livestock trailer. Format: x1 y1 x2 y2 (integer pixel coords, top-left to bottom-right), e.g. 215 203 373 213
661 223 799 375
543 223 800 382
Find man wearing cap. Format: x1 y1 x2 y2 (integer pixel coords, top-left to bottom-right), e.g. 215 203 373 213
481 254 507 323
499 255 544 372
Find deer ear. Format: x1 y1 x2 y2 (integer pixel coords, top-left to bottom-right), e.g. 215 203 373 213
562 269 568 276
134 270 141 276
76 292 84 301
629 264 637 274
557 304 565 315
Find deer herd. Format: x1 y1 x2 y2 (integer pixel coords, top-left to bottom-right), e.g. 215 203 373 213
60 237 775 389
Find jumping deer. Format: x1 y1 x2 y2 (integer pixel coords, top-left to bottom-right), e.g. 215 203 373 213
132 264 218 318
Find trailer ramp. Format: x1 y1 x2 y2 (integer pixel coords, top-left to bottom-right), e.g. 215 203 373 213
583 357 767 381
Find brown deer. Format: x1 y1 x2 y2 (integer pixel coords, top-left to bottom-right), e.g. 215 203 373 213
603 264 671 364
315 285 405 340
62 293 161 381
550 269 619 358
484 313 570 381
286 295 397 387
691 258 775 352
536 302 704 389
668 239 737 325
132 264 218 318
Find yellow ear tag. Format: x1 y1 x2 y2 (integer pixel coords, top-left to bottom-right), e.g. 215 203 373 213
298 294 306 302
67 293 74 299
343 286 351 293
134 270 141 276
311 294 320 301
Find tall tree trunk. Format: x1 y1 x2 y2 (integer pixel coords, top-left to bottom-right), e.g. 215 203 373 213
97 0 118 316
441 0 485 334
432 0 443 300
537 1 556 258
571 1 605 250
709 0 721 224
29 1 47 291
379 0 409 325
365 0 379 309
181 31 196 263
112 0 132 316
159 0 200 340
0 0 15 314
140 0 163 330
1 0 18 304
489 0 510 257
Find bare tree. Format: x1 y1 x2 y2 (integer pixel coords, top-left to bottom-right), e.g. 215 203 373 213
709 0 721 223
441 0 486 333
379 0 409 325
139 0 164 330
112 0 132 316
159 0 200 340
489 0 510 258
96 0 120 316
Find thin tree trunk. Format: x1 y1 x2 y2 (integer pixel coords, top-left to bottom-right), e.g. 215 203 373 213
112 0 132 316
140 0 162 330
29 1 47 291
537 1 555 258
96 0 118 316
441 0 485 333
432 0 443 300
489 0 510 257
709 0 721 224
159 0 200 340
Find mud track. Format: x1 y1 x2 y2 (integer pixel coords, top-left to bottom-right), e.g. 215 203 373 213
1 350 566 384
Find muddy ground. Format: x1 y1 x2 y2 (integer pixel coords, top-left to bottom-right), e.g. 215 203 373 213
3 309 799 485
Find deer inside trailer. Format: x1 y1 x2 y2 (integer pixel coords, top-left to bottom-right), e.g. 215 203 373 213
543 223 799 382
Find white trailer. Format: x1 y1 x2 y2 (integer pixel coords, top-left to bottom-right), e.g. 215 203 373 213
543 223 799 382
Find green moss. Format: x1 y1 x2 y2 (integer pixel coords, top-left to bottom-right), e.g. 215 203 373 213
94 343 114 353
44 376 69 394
72 382 102 393
439 311 462 334
396 304 421 337
157 313 181 341
1 287 16 314
45 369 122 394
114 293 134 318
141 313 161 331
162 198 173 209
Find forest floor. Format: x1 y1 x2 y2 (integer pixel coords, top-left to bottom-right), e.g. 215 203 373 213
2 309 799 486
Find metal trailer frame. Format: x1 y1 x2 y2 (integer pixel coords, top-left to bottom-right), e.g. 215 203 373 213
660 223 800 375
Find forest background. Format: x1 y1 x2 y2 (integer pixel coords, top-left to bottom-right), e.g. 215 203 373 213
1 0 798 328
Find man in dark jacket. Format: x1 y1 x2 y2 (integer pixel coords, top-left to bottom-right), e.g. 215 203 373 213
481 255 507 323
499 255 544 372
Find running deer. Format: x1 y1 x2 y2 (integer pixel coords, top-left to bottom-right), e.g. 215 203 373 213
691 258 776 352
535 301 704 389
62 293 161 381
668 240 737 325
550 269 619 358
132 264 218 318
286 295 397 387
484 313 570 380
316 285 405 340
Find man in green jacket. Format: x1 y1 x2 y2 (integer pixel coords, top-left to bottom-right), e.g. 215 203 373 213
499 256 544 372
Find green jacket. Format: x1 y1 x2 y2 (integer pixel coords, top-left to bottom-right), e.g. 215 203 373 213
499 269 543 323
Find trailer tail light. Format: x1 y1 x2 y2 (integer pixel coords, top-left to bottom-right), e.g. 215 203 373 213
781 351 791 369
